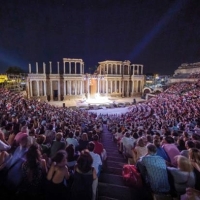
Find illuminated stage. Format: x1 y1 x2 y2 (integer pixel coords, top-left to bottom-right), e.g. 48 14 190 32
77 94 113 106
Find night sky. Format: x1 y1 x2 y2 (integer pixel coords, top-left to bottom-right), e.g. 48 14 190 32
0 0 200 75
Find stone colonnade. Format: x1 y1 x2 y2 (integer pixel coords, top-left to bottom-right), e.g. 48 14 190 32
27 59 144 100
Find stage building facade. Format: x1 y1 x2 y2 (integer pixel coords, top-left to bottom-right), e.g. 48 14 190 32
27 58 145 101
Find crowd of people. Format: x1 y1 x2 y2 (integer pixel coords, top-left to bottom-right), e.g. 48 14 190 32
0 79 200 199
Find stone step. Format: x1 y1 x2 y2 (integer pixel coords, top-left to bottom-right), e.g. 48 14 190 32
99 173 124 186
102 166 122 175
107 156 127 163
98 182 133 200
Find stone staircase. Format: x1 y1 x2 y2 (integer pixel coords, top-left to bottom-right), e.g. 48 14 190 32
98 125 152 200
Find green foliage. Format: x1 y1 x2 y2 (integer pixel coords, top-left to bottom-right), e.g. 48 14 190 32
6 66 24 74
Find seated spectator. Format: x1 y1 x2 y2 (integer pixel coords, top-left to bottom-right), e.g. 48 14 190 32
17 144 47 197
136 144 170 194
46 150 70 199
88 141 102 200
50 132 66 158
180 140 195 158
189 148 200 190
93 134 103 157
78 132 89 152
162 136 180 166
66 132 79 150
133 137 148 162
66 144 79 169
167 155 195 196
120 132 135 158
153 139 170 163
71 150 97 200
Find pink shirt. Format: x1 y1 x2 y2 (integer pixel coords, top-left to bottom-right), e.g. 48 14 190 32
162 144 180 165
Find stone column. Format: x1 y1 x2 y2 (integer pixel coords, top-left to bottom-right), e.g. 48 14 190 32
58 80 60 100
111 64 113 74
43 80 47 96
75 81 77 95
36 62 38 74
116 65 117 74
127 81 129 97
57 62 60 74
69 80 71 95
120 64 122 74
141 66 143 75
132 80 134 95
43 62 46 74
63 61 65 74
106 79 108 95
75 62 77 74
63 80 66 96
30 81 33 97
37 81 39 96
80 80 83 95
49 62 52 74
29 64 31 73
69 62 71 74
137 66 139 75
99 65 101 75
82 63 84 74
122 79 124 96
80 63 82 74
115 80 117 92
50 80 53 100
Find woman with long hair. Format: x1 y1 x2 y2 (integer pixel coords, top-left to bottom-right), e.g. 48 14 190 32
46 150 70 199
18 144 47 198
71 149 97 200
167 155 195 196
189 148 200 190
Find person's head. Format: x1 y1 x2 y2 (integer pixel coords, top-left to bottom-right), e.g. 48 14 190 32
21 126 29 134
52 150 67 167
163 136 174 144
185 140 195 149
36 134 46 144
56 132 63 141
77 149 93 173
93 134 99 141
176 155 193 172
153 139 161 148
87 141 95 152
26 144 41 169
68 132 74 138
81 133 88 141
189 148 200 165
147 144 157 155
125 132 130 138
66 144 75 160
137 137 145 147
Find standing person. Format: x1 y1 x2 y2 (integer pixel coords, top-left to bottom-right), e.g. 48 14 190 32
71 150 97 200
46 150 70 199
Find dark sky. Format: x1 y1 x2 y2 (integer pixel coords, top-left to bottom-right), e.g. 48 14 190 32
0 0 200 75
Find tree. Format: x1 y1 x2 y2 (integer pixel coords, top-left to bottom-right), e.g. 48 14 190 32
5 66 24 74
